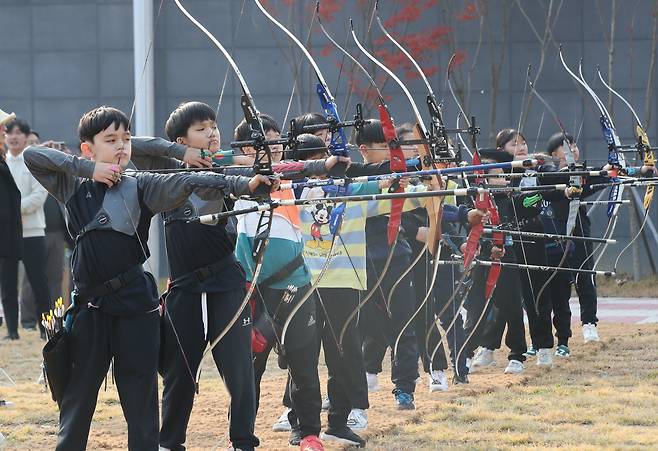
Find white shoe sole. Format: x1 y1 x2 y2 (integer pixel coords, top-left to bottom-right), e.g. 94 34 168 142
429 385 449 393
320 432 363 447
272 423 291 432
469 361 495 372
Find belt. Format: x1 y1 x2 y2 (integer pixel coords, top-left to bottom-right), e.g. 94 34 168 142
170 254 236 288
75 265 144 299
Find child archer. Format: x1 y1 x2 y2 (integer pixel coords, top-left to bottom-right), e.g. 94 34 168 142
24 106 272 451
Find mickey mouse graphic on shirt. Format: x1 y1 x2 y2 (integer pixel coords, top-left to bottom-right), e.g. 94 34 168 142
306 202 334 250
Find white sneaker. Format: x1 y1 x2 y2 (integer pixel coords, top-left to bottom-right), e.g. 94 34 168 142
504 359 525 374
346 408 368 430
272 407 291 432
321 396 331 411
582 323 600 342
470 348 495 372
536 348 553 369
366 372 380 392
428 370 449 392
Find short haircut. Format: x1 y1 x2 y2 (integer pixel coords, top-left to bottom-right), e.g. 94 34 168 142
294 133 327 161
355 119 385 146
495 128 526 150
290 112 326 136
165 101 216 141
546 132 575 155
395 122 414 138
78 106 130 143
233 113 280 142
29 131 40 139
5 118 30 136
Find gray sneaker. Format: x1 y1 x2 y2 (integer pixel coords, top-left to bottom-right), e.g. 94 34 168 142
536 348 553 369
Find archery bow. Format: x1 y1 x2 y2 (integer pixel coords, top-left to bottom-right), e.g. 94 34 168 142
335 17 445 352
596 67 656 271
252 0 362 352
559 48 626 270
172 0 276 389
526 64 582 313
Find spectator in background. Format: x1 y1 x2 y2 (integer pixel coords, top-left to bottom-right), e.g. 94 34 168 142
5 118 51 340
20 136 71 327
1 110 23 339
27 131 40 146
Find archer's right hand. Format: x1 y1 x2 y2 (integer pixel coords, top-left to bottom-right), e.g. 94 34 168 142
93 162 122 187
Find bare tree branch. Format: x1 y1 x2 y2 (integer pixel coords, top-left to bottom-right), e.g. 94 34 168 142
644 0 658 131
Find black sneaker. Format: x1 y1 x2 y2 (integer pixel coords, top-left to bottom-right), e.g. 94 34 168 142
453 373 469 384
288 428 302 446
320 426 366 447
3 332 19 340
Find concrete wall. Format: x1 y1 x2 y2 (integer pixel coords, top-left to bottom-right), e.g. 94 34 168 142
2 0 657 275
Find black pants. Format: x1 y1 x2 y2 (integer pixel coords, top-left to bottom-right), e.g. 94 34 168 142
572 237 599 324
425 263 469 375
21 236 52 330
21 230 66 325
319 288 369 425
546 247 573 346
159 287 258 451
56 308 160 451
360 260 419 394
253 284 321 439
514 234 554 349
411 251 449 373
1 257 19 335
477 266 527 362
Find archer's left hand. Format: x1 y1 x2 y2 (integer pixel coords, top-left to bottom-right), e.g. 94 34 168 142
467 208 489 226
249 174 280 194
325 156 351 173
490 245 505 260
565 186 582 199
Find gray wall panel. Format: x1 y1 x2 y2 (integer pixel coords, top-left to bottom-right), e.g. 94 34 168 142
2 0 657 274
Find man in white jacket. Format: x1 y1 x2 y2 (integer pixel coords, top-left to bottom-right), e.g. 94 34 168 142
5 118 51 340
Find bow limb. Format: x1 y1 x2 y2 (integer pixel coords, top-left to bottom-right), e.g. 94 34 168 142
445 60 505 370
254 0 349 173
172 0 276 389
317 5 406 248
527 65 581 313
596 67 656 270
559 49 622 272
349 19 446 355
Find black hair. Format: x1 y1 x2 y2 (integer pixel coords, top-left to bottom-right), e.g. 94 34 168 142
294 133 327 161
479 147 513 163
355 119 385 146
78 106 130 143
546 132 575 155
395 122 415 138
29 130 40 139
165 101 216 141
495 128 526 150
234 113 281 142
5 118 30 136
290 112 326 136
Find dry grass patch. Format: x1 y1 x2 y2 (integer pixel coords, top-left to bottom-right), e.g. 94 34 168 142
597 274 658 297
1 324 657 449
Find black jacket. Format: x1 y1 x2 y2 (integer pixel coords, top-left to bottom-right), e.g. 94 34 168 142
0 156 23 258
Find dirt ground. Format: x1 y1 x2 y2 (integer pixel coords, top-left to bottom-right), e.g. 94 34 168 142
1 323 657 450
